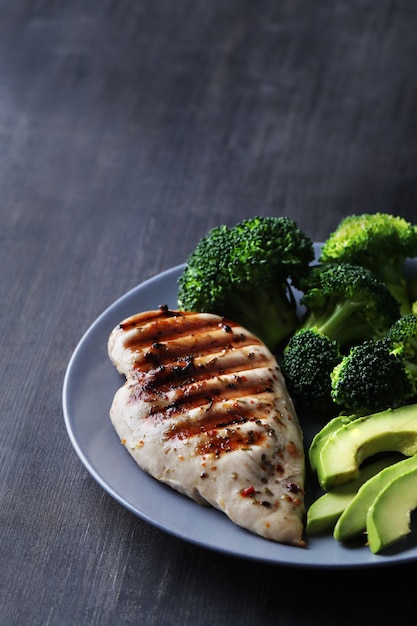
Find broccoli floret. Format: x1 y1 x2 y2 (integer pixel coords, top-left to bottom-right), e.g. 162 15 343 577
320 213 417 314
177 216 314 350
330 340 415 415
385 313 417 388
177 223 234 312
331 314 417 415
298 262 401 349
281 328 342 416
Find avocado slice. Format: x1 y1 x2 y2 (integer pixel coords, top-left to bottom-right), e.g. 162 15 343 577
306 454 401 535
334 453 417 542
316 404 417 490
367 463 417 554
308 414 356 472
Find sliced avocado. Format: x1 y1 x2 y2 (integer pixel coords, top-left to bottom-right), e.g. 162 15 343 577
367 463 417 554
306 454 401 535
316 404 417 490
334 453 417 542
308 414 356 472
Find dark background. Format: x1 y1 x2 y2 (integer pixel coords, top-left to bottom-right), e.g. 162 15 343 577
2 1 417 624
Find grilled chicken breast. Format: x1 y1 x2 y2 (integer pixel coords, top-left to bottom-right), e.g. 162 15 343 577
108 306 306 546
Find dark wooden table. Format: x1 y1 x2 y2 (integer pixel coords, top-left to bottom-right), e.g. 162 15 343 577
2 1 417 624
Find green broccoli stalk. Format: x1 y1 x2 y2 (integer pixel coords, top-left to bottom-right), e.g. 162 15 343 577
330 340 415 416
297 262 401 349
320 212 417 315
177 216 314 350
281 328 342 417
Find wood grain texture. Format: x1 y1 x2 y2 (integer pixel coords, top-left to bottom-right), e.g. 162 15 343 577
1 1 417 624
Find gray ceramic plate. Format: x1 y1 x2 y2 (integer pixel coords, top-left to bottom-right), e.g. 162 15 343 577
63 247 417 568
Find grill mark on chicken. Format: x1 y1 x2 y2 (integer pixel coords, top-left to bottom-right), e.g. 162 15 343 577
121 309 250 354
133 346 269 389
118 305 180 330
165 379 275 412
162 400 274 446
128 330 257 371
196 427 266 458
166 410 253 439
166 408 267 458
137 368 276 408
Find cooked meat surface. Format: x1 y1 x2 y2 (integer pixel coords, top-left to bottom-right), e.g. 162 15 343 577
108 306 305 546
